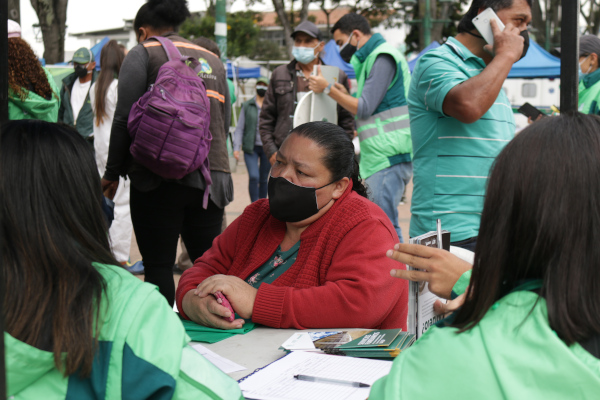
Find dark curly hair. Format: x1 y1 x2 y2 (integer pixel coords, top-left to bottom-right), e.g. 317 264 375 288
8 37 54 101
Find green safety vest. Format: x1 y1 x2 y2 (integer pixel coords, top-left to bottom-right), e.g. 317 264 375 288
351 33 412 179
578 68 600 115
241 97 259 154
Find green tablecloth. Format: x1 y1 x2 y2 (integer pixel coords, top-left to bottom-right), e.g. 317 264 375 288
179 314 256 343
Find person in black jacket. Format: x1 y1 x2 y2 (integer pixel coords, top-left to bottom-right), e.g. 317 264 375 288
259 21 355 166
101 0 232 306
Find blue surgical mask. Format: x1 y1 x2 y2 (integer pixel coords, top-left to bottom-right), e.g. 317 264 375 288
292 43 319 65
580 55 592 77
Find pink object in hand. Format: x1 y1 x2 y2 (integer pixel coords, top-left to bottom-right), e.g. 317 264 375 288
213 291 235 322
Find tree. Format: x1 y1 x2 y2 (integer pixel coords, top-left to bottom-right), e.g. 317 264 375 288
581 0 600 35
529 0 560 51
31 0 68 64
271 0 311 57
179 11 262 59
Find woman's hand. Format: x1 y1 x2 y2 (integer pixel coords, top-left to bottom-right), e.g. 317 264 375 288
194 275 258 319
386 243 472 299
181 290 246 329
434 293 466 316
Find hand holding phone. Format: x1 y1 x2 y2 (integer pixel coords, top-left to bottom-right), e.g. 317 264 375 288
472 8 505 45
518 102 545 121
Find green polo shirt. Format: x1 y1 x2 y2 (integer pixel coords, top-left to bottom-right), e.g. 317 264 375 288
408 37 515 242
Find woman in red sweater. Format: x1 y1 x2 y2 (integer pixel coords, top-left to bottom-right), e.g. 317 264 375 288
176 121 408 330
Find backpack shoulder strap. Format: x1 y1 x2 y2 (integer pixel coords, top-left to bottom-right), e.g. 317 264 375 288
151 36 182 62
151 36 205 77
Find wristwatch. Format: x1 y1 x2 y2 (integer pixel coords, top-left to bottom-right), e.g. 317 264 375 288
324 83 333 95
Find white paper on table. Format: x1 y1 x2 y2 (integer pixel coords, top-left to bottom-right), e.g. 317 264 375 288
191 344 246 374
281 333 316 351
239 350 392 400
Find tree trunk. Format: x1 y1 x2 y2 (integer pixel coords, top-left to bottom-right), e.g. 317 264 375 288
272 0 294 57
8 0 21 23
430 0 450 44
31 0 68 64
299 0 310 22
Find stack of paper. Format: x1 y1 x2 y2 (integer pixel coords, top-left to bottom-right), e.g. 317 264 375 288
334 329 415 358
408 230 451 338
239 351 392 400
280 329 415 359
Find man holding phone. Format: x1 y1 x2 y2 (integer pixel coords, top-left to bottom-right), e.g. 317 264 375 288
408 0 531 251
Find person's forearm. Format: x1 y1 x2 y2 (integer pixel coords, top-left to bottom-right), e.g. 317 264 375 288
329 87 359 116
443 54 514 123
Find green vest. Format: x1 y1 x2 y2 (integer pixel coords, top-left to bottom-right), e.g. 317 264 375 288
578 69 600 115
242 97 259 154
351 33 412 179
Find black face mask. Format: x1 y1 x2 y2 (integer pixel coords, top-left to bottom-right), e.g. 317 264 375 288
519 30 530 60
268 175 334 222
256 88 267 97
74 64 89 78
340 43 357 63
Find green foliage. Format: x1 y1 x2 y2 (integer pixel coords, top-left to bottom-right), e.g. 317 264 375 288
179 11 261 58
251 39 284 61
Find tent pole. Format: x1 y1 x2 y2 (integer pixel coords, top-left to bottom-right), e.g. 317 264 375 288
560 1 579 112
0 0 8 398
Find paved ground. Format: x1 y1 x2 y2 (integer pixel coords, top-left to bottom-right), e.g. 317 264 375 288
130 158 413 285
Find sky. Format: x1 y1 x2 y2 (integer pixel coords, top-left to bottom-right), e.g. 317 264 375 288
18 0 407 61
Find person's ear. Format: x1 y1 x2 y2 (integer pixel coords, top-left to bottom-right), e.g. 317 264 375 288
332 177 350 199
89 61 96 70
317 41 325 53
591 53 599 68
137 27 148 43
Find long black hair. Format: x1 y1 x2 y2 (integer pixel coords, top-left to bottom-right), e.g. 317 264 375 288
134 0 191 32
94 40 125 126
291 121 368 198
1 120 120 376
452 113 600 345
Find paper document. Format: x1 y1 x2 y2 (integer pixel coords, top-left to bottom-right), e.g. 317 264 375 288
239 351 392 400
281 332 317 351
191 343 246 374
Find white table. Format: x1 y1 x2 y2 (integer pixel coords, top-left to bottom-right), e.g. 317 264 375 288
200 327 345 381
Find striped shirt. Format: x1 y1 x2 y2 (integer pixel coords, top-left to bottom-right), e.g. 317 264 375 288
408 37 515 241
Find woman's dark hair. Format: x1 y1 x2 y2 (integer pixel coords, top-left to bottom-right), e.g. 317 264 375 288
331 13 371 35
457 0 532 33
452 113 600 345
94 40 125 126
291 121 368 198
134 0 191 32
1 120 120 376
8 37 55 101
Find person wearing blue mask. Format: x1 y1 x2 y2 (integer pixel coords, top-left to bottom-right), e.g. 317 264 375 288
578 35 600 115
259 21 354 166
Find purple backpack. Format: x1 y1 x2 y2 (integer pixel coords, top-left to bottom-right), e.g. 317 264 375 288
128 36 212 207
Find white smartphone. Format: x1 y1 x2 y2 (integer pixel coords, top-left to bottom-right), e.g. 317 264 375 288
472 7 505 45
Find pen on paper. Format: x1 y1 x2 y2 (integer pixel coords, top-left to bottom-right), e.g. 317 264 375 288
294 374 371 388
436 218 442 250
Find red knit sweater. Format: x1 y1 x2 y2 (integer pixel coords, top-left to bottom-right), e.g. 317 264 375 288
176 185 408 329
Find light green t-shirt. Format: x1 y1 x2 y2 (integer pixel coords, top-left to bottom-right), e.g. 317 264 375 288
369 288 600 399
408 37 515 242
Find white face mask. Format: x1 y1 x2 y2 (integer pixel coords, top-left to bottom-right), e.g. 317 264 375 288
580 55 592 77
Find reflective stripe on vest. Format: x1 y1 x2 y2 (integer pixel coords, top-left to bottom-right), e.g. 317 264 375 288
357 105 410 142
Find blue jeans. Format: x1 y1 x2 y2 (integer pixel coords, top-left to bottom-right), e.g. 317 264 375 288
365 162 413 243
244 145 270 202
